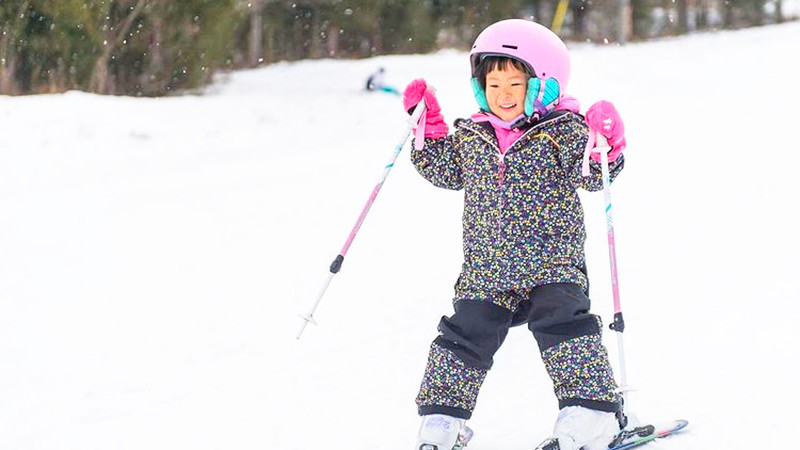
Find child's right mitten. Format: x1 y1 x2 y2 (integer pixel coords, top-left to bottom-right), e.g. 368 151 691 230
402 79 448 139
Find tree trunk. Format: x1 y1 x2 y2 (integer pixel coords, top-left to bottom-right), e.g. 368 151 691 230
724 1 735 28
147 8 165 92
696 0 708 29
89 0 147 94
0 33 16 94
617 0 631 44
0 52 18 95
676 0 689 33
91 49 113 94
326 24 339 58
570 1 588 40
309 8 321 59
249 0 264 66
753 0 766 25
0 0 30 95
265 22 275 63
533 0 550 27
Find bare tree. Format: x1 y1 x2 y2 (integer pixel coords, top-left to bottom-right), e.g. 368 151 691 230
89 0 148 94
248 0 264 67
618 0 631 44
0 0 30 94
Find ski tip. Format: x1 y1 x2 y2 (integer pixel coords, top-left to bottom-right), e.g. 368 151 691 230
666 419 689 429
610 419 690 450
650 419 689 435
672 419 689 430
652 419 689 439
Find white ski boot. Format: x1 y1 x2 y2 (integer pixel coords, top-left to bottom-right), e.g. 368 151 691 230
416 414 466 450
534 406 620 450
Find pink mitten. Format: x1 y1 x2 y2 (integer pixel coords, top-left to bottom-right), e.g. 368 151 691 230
402 79 448 139
586 100 626 163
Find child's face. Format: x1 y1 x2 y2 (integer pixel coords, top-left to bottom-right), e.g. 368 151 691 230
485 65 527 122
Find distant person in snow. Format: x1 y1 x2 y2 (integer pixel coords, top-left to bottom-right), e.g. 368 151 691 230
402 19 628 450
365 67 399 95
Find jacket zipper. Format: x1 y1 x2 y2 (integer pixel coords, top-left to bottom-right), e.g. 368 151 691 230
459 113 568 188
496 152 507 187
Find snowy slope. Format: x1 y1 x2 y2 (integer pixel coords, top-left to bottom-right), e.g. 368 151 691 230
1 22 800 450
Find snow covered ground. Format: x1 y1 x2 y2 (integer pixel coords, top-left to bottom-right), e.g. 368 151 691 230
1 21 799 450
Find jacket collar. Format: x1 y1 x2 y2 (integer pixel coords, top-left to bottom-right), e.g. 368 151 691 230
456 111 575 151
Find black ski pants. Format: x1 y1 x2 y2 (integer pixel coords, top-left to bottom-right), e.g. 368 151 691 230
416 282 620 418
434 283 600 369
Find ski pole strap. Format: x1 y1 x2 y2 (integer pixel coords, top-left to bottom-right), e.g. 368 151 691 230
581 134 592 177
581 128 596 177
583 128 614 177
414 109 427 150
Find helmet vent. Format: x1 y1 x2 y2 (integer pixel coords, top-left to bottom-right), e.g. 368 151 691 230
501 44 518 49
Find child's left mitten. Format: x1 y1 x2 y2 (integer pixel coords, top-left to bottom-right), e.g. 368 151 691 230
586 100 626 162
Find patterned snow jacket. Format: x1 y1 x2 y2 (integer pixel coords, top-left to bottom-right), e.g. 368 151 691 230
411 111 624 298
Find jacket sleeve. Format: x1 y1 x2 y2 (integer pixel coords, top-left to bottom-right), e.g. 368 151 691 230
410 133 464 190
552 114 624 192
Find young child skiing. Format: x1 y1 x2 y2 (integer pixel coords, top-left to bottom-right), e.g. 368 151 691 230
366 66 400 95
402 19 628 450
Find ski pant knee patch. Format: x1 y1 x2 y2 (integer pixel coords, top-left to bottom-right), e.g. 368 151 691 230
542 332 621 408
415 342 487 418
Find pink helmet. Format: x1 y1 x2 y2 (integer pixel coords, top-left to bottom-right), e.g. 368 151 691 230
470 19 571 91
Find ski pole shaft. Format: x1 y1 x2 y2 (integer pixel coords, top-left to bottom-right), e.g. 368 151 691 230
598 135 623 315
596 133 630 398
296 100 427 340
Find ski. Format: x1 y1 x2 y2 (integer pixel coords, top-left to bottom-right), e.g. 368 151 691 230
609 419 688 450
452 420 686 450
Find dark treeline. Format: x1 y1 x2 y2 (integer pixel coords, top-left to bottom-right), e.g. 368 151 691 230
0 0 789 96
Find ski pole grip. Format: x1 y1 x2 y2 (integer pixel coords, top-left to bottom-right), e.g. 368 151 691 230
408 96 427 126
410 96 428 151
582 130 612 176
594 133 611 152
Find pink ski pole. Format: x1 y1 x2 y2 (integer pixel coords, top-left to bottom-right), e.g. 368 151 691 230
296 99 427 340
594 132 632 413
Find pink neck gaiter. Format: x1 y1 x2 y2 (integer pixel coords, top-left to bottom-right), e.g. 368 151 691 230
492 126 524 154
471 112 525 154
